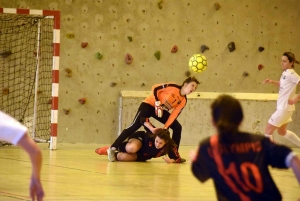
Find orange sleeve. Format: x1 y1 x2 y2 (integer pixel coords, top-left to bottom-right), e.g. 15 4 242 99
164 98 186 128
143 83 174 107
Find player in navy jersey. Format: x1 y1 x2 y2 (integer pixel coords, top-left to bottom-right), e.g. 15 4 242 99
191 95 300 201
114 128 181 163
96 119 182 163
263 52 300 146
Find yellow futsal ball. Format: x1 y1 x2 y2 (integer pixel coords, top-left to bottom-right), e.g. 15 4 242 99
188 54 207 73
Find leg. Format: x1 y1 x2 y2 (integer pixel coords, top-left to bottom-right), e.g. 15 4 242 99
264 122 278 142
277 123 288 136
116 139 142 161
278 123 300 147
111 103 154 148
168 120 182 148
125 138 142 153
117 152 138 161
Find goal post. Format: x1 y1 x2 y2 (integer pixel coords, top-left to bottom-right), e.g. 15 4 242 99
0 8 60 150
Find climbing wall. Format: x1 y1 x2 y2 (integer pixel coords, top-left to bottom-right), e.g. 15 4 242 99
1 0 300 144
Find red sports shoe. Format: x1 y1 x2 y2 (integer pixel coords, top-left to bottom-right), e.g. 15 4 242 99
95 146 110 155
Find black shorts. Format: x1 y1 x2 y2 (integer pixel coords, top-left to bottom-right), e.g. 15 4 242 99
128 132 152 162
128 131 145 142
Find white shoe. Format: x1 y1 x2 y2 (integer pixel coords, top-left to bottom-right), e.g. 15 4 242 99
107 147 116 162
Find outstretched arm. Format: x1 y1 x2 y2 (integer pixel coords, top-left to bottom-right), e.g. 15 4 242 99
144 121 161 134
263 79 280 87
288 81 300 105
17 134 44 201
290 155 300 185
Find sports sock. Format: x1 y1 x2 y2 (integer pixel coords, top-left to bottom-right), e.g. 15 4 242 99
264 134 274 142
283 130 300 147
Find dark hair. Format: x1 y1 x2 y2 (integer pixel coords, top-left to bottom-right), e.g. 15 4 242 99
181 76 200 86
283 52 300 67
211 95 243 135
155 129 177 154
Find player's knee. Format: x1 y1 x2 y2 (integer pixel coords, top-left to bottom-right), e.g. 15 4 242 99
117 152 124 161
125 144 138 153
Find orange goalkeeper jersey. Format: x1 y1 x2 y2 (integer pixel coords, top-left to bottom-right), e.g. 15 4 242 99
143 83 187 128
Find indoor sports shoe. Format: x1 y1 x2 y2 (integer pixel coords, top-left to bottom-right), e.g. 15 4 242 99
95 146 110 155
107 147 116 162
180 158 186 163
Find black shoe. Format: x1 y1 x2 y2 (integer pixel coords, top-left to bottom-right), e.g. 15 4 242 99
180 158 186 163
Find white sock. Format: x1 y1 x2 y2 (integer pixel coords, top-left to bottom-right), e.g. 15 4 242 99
283 130 300 147
264 134 274 142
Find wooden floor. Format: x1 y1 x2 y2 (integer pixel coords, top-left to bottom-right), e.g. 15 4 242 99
0 143 299 201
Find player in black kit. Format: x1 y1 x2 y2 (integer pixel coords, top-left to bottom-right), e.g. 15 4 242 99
96 118 182 163
191 94 300 201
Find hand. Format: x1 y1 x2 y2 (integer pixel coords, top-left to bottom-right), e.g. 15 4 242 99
189 150 197 162
162 156 175 163
263 79 272 84
152 127 162 135
288 97 299 105
155 101 163 118
30 176 44 201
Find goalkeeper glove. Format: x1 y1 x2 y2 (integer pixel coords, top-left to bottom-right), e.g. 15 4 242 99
155 101 163 118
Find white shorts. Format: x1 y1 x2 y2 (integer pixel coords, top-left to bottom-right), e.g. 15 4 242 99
0 111 27 145
268 110 293 127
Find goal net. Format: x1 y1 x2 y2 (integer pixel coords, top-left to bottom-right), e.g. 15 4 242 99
0 8 60 149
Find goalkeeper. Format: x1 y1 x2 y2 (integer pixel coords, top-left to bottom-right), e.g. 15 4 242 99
107 76 199 162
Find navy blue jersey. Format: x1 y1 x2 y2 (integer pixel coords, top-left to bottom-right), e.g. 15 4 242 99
192 132 292 201
129 131 181 162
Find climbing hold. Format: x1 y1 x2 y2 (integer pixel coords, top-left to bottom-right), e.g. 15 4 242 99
158 0 163 9
154 51 161 60
228 42 235 52
48 99 52 104
200 45 209 53
78 98 87 105
2 88 9 95
141 83 145 87
215 2 221 10
95 52 103 60
81 42 88 48
0 50 12 58
110 82 117 87
258 46 265 52
243 72 249 77
171 45 178 53
125 53 133 64
63 108 70 115
66 33 75 39
185 71 191 77
258 64 264 70
127 36 133 42
65 68 72 77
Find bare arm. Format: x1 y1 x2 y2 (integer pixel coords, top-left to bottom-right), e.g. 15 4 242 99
290 155 300 185
144 121 161 134
288 81 300 105
17 134 44 201
263 79 280 87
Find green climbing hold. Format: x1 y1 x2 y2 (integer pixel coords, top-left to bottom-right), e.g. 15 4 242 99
154 51 161 60
127 36 132 42
95 52 103 60
66 33 75 39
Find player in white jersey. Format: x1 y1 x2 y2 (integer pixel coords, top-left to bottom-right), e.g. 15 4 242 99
263 52 300 146
0 111 44 201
